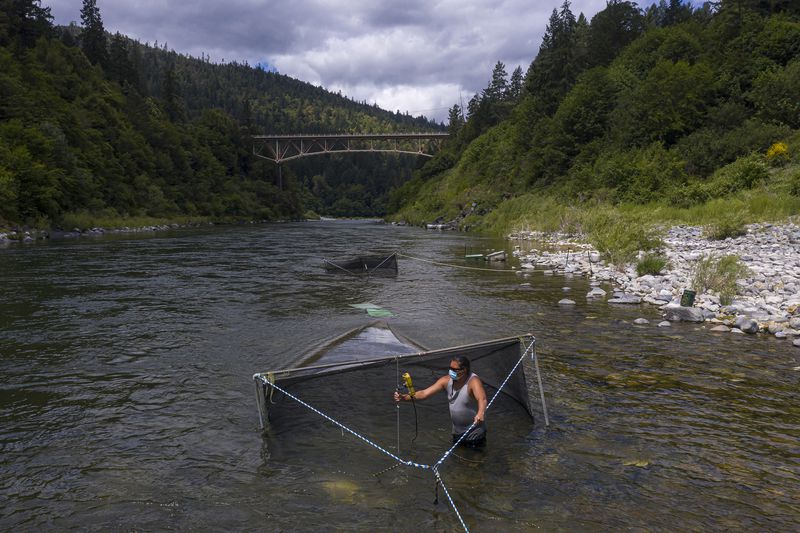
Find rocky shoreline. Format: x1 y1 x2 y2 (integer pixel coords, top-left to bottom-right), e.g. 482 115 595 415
0 220 246 245
510 220 800 348
0 225 189 244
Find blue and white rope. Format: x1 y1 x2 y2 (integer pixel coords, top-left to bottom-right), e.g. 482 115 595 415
257 335 537 533
262 378 431 470
435 337 535 468
434 466 470 533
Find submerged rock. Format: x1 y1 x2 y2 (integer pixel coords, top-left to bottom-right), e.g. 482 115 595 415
587 287 607 299
608 294 642 304
733 316 759 334
633 318 650 325
558 298 576 305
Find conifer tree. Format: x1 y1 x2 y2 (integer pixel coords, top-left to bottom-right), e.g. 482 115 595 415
80 0 107 67
108 32 138 88
0 0 53 49
484 61 509 103
163 66 185 121
447 104 464 135
524 0 581 115
506 66 524 103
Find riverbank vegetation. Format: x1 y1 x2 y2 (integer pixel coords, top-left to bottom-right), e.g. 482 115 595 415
3 1 799 239
0 0 438 231
692 254 751 306
393 0 800 255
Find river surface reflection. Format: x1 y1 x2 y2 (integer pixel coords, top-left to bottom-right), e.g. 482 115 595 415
1 220 798 531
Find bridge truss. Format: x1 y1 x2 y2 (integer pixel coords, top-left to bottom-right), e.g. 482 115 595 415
252 132 449 163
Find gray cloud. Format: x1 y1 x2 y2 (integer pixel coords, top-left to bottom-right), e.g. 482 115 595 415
47 0 609 121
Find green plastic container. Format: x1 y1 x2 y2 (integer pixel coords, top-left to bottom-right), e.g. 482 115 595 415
680 289 696 307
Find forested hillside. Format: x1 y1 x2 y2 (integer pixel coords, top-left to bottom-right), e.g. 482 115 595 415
0 0 439 229
396 0 800 234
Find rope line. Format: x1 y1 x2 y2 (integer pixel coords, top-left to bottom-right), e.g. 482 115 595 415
255 335 539 532
434 467 470 533
262 379 431 471
435 338 535 468
396 252 522 274
370 252 397 273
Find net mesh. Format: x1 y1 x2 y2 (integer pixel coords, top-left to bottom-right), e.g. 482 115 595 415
322 252 398 274
254 326 535 432
252 326 539 533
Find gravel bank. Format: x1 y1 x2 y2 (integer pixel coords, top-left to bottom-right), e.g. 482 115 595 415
510 220 800 347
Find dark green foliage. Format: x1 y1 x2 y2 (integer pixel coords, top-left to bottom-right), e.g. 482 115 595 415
0 0 52 50
79 0 106 67
749 59 800 129
644 0 694 28
524 1 584 116
587 0 644 67
108 32 137 87
0 10 441 227
396 1 800 228
615 59 715 146
668 155 770 208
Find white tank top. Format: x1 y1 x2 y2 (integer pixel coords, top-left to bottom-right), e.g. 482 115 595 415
446 373 486 436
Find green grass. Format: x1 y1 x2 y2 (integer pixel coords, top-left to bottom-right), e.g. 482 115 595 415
702 210 748 240
468 167 800 269
636 253 670 276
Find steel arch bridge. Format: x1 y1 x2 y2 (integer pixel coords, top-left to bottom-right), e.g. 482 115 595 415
252 132 449 163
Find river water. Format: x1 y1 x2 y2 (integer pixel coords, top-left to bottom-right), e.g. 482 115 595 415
1 220 798 531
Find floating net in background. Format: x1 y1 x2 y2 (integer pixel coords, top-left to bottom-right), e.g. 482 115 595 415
322 252 398 275
253 326 546 532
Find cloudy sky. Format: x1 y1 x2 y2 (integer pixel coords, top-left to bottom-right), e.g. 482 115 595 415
46 0 612 122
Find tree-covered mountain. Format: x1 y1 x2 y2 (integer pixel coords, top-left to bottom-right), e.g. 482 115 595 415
395 0 800 232
0 0 441 228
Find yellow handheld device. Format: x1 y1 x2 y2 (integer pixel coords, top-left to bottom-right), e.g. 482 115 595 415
402 372 415 397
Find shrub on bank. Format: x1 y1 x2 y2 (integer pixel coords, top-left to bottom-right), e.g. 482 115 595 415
790 169 800 196
703 210 748 240
584 208 664 267
692 255 750 305
636 253 669 276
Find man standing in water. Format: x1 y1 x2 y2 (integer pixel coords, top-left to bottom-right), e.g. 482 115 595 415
394 355 488 447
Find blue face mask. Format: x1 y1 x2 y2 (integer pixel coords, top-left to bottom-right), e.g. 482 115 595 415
449 370 459 380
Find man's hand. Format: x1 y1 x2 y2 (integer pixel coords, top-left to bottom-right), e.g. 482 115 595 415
394 391 402 402
473 412 484 424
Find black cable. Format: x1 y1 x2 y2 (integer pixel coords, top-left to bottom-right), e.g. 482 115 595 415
409 397 418 453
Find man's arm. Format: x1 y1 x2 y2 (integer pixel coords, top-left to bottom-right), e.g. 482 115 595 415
469 377 488 424
395 376 448 402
